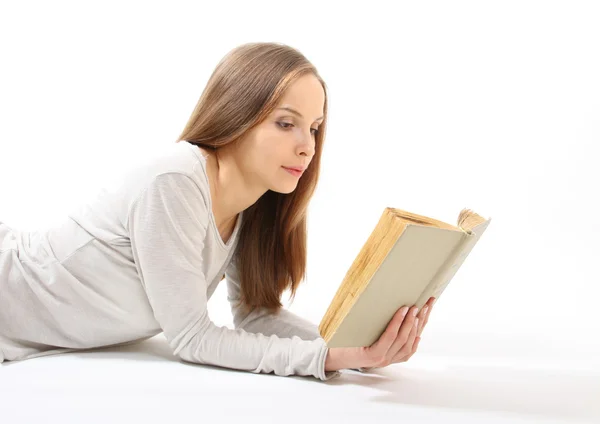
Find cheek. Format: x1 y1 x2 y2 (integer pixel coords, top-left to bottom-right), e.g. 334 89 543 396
254 131 288 165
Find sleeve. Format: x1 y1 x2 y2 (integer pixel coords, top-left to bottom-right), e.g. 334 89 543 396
127 172 337 381
225 257 325 341
225 255 362 377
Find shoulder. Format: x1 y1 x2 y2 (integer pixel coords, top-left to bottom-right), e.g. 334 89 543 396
102 142 211 224
131 141 205 185
116 141 209 200
125 170 212 234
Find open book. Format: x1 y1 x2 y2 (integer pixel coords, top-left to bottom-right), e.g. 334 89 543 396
318 207 491 348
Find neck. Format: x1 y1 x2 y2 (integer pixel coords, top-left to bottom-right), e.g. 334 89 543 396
205 148 267 227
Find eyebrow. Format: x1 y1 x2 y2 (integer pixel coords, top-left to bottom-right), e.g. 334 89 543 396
276 106 324 122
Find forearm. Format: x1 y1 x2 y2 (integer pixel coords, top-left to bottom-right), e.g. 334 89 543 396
235 305 322 341
324 347 367 372
236 307 373 373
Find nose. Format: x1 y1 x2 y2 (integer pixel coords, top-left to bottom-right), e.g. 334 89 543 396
297 130 316 158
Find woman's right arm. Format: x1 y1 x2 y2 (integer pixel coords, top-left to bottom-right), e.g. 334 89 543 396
127 172 338 380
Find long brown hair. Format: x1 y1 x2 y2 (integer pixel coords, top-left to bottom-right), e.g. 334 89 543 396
175 42 328 314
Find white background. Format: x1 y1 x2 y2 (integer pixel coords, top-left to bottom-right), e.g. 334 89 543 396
1 1 598 423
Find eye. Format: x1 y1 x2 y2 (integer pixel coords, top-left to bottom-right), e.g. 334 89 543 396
277 122 319 136
277 122 293 130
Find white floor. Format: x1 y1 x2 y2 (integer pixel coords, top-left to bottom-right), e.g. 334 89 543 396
1 332 598 424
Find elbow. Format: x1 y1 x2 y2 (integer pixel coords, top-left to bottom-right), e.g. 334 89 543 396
231 300 256 329
167 314 213 364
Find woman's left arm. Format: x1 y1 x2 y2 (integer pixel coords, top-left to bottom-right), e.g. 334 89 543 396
225 260 377 373
224 259 322 341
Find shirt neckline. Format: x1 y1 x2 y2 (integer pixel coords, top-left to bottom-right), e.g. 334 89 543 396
183 141 243 250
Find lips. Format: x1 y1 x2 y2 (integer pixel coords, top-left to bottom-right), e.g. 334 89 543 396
283 167 304 177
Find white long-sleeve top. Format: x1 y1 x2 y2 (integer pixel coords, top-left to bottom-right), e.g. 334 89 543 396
0 140 340 380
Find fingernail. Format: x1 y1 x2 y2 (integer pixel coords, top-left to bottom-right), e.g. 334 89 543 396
413 307 419 316
423 306 429 315
402 307 409 316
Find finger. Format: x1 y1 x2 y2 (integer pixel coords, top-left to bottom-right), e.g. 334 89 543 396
429 297 436 310
394 316 419 362
423 297 435 311
392 317 419 363
368 306 409 355
419 299 435 336
424 302 433 324
417 305 428 335
409 317 419 350
387 305 419 354
381 306 417 364
416 298 435 337
413 336 421 353
408 336 421 359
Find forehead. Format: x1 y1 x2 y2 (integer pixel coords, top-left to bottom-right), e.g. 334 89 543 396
277 75 325 115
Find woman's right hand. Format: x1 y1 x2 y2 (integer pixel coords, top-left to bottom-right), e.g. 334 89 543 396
324 297 435 372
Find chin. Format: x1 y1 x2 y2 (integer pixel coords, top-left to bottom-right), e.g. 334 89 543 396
270 168 301 194
271 183 298 194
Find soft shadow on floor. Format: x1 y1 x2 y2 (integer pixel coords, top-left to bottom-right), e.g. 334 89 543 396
67 336 177 362
0 336 177 368
328 363 600 422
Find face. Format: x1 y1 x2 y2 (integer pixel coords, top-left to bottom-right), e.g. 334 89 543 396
233 73 325 194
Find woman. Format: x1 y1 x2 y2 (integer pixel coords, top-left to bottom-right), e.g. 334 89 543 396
0 42 435 380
